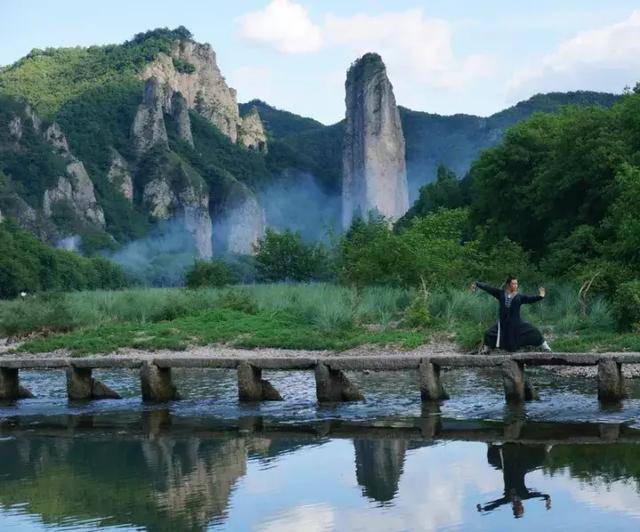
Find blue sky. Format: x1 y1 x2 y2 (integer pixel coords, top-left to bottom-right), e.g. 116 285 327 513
2 0 640 124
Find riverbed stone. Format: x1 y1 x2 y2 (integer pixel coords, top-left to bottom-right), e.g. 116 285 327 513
140 362 180 402
315 363 364 402
419 361 449 401
237 362 282 401
597 359 627 403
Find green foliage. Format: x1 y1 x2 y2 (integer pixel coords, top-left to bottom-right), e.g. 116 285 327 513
0 27 190 118
254 228 332 282
0 219 126 299
400 91 619 187
613 280 640 331
185 260 234 288
398 165 470 227
171 57 195 74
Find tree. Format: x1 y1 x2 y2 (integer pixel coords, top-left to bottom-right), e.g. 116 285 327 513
254 228 331 282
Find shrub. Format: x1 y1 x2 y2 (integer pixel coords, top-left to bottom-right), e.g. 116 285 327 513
254 228 331 282
613 280 640 331
185 260 233 288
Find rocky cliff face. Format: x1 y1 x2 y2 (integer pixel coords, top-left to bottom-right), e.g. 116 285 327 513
132 77 169 154
342 53 409 228
238 107 267 153
141 155 213 259
107 149 134 201
142 40 241 143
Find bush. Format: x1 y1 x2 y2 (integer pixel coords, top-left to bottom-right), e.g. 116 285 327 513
613 280 640 331
185 260 233 288
254 228 331 282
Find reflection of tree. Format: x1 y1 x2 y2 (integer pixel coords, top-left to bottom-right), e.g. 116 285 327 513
354 439 407 503
544 443 640 488
477 444 550 518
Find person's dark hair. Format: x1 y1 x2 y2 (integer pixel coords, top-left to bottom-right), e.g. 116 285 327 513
504 275 517 288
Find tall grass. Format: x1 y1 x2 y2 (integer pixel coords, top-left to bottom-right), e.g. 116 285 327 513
0 282 616 350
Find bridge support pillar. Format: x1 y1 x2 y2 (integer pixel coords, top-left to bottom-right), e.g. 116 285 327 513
0 368 32 400
66 366 120 400
140 362 180 402
598 360 627 403
419 361 449 401
502 360 538 403
315 363 364 402
237 362 282 401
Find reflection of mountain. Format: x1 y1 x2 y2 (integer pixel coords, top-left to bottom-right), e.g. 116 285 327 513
0 435 249 531
354 439 408 503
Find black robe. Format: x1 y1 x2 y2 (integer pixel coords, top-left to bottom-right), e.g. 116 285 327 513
476 282 544 352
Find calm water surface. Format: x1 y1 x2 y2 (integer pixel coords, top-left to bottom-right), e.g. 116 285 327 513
1 366 640 531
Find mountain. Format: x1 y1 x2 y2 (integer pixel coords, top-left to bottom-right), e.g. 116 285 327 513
0 26 621 276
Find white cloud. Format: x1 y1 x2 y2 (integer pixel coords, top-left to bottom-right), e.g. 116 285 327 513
237 0 323 54
324 9 495 90
508 9 640 100
258 502 335 532
228 66 275 102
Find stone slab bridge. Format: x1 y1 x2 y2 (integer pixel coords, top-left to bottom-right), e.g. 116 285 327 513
0 352 637 404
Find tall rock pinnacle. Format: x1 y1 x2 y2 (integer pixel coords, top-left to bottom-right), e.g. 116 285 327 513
342 53 409 228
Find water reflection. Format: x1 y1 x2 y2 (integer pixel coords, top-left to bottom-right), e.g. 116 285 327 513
1 413 640 530
477 444 551 517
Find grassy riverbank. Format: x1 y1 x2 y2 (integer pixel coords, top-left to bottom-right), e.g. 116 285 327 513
0 283 637 355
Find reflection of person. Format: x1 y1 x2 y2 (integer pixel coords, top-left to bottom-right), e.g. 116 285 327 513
471 277 551 352
476 443 551 518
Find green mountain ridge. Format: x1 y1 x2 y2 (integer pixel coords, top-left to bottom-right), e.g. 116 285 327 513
0 27 621 275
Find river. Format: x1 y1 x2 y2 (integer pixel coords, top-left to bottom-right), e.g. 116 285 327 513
1 366 640 531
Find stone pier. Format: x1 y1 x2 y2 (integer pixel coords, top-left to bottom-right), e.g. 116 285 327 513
597 359 627 403
0 368 33 400
501 360 538 403
140 362 180 402
237 362 282 401
66 366 121 400
419 361 448 401
315 363 364 402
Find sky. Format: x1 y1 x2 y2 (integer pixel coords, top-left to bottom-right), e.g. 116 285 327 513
2 0 640 124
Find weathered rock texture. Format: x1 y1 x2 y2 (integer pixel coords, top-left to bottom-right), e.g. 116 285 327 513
171 91 194 146
132 77 168 154
237 362 282 401
315 362 364 402
142 156 213 258
43 160 105 227
342 53 409 228
239 107 267 153
107 149 134 201
597 359 627 402
142 39 240 142
140 362 180 402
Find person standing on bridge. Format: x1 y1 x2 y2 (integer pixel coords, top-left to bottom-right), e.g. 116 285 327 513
471 276 552 353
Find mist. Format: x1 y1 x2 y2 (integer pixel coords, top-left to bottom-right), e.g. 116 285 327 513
259 172 341 242
108 217 199 286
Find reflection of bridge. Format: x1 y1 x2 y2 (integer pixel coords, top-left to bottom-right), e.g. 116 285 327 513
0 352 637 404
2 412 640 527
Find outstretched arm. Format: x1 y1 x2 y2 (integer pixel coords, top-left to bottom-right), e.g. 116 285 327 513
472 281 501 300
521 287 546 304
